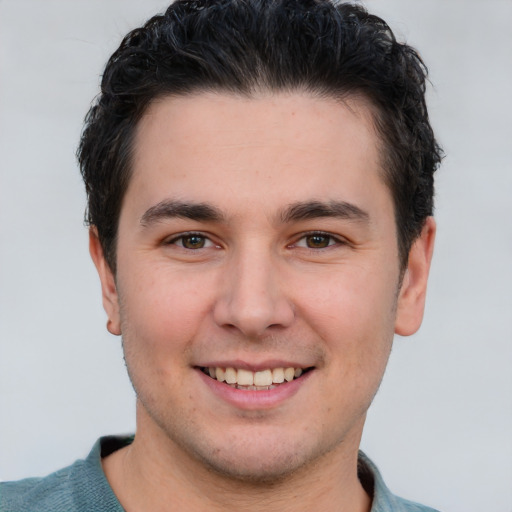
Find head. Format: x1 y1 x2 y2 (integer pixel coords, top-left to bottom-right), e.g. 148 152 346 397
82 0 440 487
78 0 442 274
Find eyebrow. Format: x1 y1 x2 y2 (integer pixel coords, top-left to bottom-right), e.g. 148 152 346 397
140 200 225 226
280 200 370 224
140 198 369 227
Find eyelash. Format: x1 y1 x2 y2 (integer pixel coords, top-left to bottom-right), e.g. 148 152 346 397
292 231 346 250
165 230 346 251
166 232 217 250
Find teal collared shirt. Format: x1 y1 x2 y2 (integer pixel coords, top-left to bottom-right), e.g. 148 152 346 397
1 436 440 511
357 451 440 512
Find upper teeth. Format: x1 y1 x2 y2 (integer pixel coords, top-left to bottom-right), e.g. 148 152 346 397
206 367 303 386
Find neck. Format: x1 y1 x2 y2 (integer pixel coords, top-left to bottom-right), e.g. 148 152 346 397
102 413 371 512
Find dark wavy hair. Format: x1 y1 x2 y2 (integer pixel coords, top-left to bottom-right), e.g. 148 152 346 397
78 0 442 271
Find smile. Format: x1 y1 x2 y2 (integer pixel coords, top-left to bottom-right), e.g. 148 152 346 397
199 366 311 390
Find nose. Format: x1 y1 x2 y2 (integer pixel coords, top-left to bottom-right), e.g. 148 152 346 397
213 247 295 338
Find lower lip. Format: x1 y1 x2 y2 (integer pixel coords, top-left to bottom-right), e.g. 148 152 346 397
196 369 313 410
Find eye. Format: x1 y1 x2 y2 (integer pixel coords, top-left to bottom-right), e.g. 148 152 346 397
294 232 341 249
168 233 215 250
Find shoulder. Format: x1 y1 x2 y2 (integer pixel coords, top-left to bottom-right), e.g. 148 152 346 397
1 462 87 512
390 495 441 512
0 436 129 512
358 451 442 512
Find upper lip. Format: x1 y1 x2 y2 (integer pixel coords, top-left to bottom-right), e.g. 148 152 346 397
195 359 313 372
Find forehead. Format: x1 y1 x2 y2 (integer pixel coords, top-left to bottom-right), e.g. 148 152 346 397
127 91 389 221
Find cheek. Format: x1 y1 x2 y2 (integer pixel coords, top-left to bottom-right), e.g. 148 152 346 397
117 267 215 360
294 264 398 381
296 264 398 333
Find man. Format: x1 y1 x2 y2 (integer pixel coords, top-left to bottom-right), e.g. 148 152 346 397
1 0 442 510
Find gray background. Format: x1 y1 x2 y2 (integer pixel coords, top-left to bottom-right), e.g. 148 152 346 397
0 1 511 511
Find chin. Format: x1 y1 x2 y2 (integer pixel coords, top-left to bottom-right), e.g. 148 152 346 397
196 448 312 485
181 427 339 485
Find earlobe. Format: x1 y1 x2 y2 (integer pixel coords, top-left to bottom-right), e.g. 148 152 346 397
394 217 436 336
89 228 122 336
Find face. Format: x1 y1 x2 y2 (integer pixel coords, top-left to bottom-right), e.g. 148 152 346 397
92 92 434 482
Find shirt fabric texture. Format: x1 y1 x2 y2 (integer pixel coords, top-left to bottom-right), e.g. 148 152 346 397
1 436 440 512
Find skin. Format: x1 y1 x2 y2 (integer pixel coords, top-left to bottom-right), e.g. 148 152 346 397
90 91 435 512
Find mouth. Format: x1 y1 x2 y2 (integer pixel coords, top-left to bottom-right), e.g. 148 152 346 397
198 366 313 391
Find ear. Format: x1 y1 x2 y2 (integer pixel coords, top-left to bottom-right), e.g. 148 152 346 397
395 216 436 336
89 227 122 336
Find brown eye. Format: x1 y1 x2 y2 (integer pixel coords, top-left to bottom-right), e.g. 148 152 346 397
181 234 206 249
305 234 332 248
